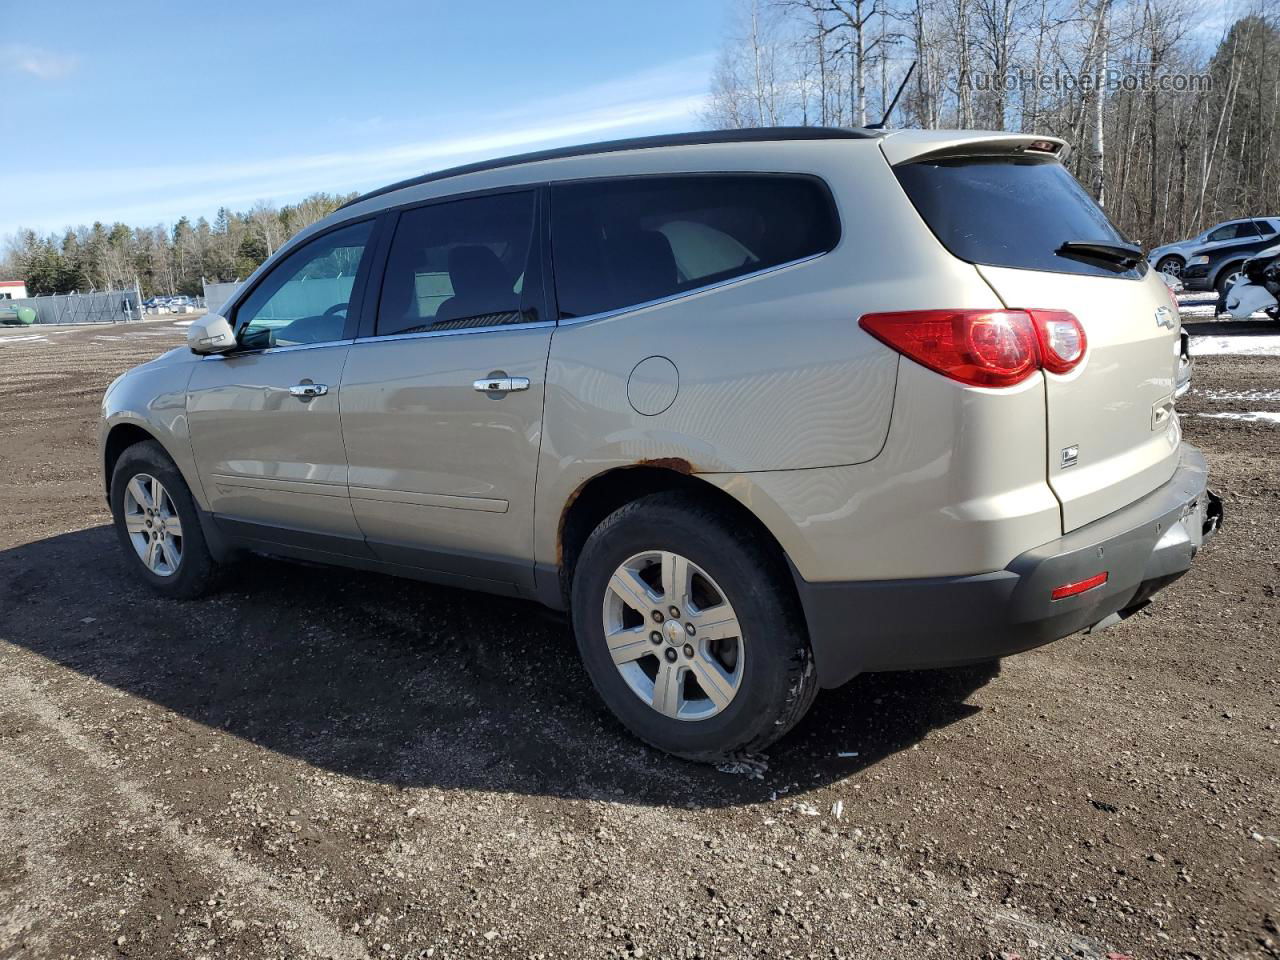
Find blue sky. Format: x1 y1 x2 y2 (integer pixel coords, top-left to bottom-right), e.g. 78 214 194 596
0 0 722 239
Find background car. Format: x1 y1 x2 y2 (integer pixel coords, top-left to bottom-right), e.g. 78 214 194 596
1182 227 1280 293
1148 217 1278 279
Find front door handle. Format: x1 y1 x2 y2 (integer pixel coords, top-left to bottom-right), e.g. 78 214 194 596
472 376 530 395
289 382 329 400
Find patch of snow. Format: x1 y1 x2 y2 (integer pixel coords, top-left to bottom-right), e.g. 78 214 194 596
1178 303 1223 318
172 320 194 327
1189 335 1280 357
0 334 49 345
1201 388 1280 403
1198 411 1280 425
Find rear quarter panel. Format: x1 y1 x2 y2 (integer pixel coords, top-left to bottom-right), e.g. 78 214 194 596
533 140 1008 572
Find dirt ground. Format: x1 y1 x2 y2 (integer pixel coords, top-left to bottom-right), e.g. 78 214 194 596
0 313 1276 960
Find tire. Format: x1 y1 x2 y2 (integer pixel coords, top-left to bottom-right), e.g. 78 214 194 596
570 491 818 761
1215 262 1245 296
110 440 221 599
1156 255 1184 279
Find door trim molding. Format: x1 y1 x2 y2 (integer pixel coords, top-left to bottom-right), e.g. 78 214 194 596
349 486 509 513
210 474 348 498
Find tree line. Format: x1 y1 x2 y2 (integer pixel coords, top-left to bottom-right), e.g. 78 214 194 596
2 193 356 298
5 3 1275 295
705 1 1279 246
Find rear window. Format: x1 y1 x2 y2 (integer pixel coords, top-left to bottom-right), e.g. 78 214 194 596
894 158 1145 279
551 175 839 319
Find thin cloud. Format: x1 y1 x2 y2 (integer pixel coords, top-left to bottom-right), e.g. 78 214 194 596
0 56 712 238
1 43 79 80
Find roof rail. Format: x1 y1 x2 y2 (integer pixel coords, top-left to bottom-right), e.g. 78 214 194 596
339 126 879 210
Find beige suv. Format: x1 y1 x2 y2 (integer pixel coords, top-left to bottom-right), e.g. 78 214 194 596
101 128 1221 760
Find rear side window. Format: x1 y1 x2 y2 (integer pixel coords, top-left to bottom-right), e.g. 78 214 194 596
376 191 536 337
550 175 839 319
894 158 1145 279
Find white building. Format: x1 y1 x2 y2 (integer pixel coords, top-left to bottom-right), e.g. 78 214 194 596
0 280 28 300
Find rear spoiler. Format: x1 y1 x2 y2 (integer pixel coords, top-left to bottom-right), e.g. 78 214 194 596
878 131 1069 166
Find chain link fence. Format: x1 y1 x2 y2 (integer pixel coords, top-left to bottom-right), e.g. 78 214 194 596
202 281 242 317
5 290 142 325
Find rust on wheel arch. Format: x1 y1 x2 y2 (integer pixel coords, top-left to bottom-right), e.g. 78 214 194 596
554 459 700 566
635 457 694 475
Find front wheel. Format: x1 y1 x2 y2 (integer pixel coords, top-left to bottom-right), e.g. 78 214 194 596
110 440 221 599
1156 255 1184 279
1216 262 1246 295
570 492 818 761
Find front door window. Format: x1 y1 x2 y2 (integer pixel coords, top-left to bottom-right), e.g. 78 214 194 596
235 220 373 349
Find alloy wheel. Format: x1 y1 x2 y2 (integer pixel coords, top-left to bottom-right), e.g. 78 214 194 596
601 550 744 721
122 473 183 577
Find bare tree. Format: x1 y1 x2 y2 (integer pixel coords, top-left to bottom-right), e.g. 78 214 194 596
249 200 284 259
703 0 1278 248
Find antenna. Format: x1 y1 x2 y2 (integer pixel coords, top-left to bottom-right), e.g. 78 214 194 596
865 61 917 130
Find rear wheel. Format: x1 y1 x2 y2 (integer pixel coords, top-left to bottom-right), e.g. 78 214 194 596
1156 255 1184 279
110 440 220 599
570 492 817 761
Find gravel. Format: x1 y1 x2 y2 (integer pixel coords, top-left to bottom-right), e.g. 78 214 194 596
0 317 1276 959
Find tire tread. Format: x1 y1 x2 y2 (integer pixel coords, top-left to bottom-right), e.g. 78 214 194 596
110 440 221 599
572 490 818 761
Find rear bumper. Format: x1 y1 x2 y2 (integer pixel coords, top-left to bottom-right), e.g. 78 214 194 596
794 445 1222 688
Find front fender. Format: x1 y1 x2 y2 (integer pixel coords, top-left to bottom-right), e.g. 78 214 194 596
100 353 204 508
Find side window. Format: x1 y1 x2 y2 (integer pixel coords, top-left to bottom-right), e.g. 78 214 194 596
376 191 536 337
1254 220 1277 236
550 175 840 319
235 220 373 350
1205 223 1237 242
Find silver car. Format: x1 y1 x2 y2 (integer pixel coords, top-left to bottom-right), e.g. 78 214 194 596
1148 217 1279 279
101 128 1221 760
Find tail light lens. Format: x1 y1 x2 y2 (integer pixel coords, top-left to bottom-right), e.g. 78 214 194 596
858 309 1040 388
1030 309 1087 374
859 308 1086 387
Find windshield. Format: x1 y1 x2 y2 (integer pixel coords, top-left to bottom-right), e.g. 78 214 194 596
894 157 1145 279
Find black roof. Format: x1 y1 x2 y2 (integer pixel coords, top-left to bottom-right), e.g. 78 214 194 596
339 127 878 209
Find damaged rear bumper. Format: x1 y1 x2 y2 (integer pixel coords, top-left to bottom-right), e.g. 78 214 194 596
793 445 1222 688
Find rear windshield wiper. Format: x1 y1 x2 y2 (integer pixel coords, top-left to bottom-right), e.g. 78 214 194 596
1056 240 1144 268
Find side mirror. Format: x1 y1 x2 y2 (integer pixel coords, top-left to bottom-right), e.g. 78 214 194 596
187 313 236 355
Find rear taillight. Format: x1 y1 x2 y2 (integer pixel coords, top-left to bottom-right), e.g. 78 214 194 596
1029 309 1087 374
859 308 1086 387
858 309 1039 388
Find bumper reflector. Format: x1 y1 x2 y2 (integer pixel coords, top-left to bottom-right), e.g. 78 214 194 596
1051 572 1109 601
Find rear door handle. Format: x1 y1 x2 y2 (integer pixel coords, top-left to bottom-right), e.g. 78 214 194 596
473 377 530 394
289 382 329 400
